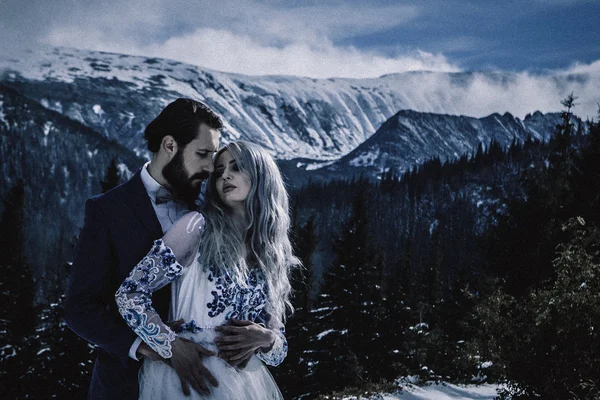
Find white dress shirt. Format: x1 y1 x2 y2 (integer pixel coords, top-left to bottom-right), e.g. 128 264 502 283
128 162 189 360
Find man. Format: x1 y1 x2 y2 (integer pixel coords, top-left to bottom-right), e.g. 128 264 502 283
65 98 222 399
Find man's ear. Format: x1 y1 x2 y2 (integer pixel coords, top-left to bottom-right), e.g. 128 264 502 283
161 135 178 158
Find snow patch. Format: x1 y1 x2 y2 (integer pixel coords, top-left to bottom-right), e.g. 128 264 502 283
387 381 500 400
310 306 338 313
36 348 50 356
0 100 7 128
297 160 337 171
349 149 381 167
120 111 135 129
43 121 52 136
1 344 17 360
429 220 439 236
306 160 336 171
316 329 335 340
93 104 104 116
316 328 348 340
118 163 133 180
409 322 429 332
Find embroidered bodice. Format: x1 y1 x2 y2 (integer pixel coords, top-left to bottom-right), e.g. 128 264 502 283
115 212 287 367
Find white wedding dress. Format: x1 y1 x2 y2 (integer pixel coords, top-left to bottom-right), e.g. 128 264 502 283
116 212 286 399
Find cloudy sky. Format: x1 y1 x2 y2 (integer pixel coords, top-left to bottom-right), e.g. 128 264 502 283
1 0 599 79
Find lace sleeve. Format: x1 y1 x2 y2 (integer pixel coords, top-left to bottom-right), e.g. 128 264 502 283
255 305 288 367
115 212 205 358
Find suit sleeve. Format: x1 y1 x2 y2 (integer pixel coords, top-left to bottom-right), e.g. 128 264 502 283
64 198 138 366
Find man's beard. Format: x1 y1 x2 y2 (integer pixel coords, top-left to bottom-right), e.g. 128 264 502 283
162 150 209 204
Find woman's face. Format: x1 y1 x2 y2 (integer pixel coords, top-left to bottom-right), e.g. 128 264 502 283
214 150 252 215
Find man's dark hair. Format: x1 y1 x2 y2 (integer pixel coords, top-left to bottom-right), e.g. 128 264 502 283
144 98 223 152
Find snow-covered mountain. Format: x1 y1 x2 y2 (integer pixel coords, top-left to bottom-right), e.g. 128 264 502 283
324 109 579 178
0 47 590 165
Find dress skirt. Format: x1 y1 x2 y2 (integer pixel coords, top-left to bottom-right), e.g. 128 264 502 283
138 330 283 400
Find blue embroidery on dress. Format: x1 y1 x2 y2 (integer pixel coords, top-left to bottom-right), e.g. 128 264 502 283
173 320 204 334
206 266 267 321
116 239 183 358
205 266 287 366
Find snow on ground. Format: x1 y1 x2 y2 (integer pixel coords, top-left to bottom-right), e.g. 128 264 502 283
384 382 499 400
339 379 501 400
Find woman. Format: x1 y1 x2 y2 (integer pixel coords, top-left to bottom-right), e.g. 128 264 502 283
115 141 300 399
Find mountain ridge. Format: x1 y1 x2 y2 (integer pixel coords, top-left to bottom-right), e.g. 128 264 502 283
1 46 589 164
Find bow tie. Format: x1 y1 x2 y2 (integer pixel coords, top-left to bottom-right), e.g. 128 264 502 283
155 187 175 205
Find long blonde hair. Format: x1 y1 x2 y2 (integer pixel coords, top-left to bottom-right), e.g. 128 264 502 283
199 141 301 321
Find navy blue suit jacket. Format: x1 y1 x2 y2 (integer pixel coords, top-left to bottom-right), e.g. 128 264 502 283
65 170 171 399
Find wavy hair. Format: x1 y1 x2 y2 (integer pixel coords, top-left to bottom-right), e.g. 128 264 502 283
198 141 301 321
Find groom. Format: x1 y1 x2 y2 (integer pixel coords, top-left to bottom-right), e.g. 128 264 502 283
65 98 222 399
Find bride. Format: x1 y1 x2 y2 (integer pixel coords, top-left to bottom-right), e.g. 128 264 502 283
115 141 300 399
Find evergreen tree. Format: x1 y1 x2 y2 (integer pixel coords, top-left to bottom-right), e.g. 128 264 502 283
474 218 600 399
487 95 580 296
311 184 384 391
275 215 317 399
572 106 600 225
293 214 317 311
0 179 36 342
20 291 94 399
0 179 38 398
100 157 121 193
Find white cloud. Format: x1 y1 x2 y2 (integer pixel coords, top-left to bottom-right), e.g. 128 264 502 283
400 65 600 120
234 3 420 45
560 59 600 75
129 28 460 78
34 0 443 78
31 0 420 48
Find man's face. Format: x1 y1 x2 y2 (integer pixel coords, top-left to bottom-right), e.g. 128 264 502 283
162 123 220 202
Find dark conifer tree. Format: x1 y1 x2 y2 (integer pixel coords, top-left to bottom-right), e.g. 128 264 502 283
0 179 36 342
0 179 38 398
310 183 385 391
487 95 580 296
571 105 600 225
100 157 121 193
276 215 318 398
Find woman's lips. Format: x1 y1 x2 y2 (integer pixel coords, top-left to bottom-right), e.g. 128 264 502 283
222 184 236 193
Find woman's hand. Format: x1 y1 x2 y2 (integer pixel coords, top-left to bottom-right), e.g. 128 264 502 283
136 342 163 362
214 319 276 367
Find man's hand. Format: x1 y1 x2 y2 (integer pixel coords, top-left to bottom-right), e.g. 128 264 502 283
170 337 219 396
214 319 276 368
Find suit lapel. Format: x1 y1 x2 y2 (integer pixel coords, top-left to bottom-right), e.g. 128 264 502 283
125 170 163 238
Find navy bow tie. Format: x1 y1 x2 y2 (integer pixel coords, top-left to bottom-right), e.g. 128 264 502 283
155 187 174 205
